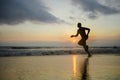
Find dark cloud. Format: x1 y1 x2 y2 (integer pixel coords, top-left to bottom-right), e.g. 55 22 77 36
104 0 120 10
71 0 120 19
0 0 62 24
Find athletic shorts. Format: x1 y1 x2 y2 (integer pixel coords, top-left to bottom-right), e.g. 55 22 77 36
78 39 86 45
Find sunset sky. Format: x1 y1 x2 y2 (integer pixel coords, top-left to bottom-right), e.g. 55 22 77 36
0 0 120 47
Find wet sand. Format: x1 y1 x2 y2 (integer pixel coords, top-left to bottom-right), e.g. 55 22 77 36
0 54 120 80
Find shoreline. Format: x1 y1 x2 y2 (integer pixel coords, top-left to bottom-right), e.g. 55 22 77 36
0 46 120 57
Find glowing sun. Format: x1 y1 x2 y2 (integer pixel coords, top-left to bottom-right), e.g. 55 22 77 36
72 39 76 43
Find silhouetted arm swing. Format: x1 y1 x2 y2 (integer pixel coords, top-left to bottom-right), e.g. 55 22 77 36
84 28 90 35
71 30 79 37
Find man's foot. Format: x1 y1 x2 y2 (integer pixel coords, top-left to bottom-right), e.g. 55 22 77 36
86 45 88 50
88 54 92 57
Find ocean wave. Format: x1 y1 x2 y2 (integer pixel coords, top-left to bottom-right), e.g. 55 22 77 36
0 47 120 56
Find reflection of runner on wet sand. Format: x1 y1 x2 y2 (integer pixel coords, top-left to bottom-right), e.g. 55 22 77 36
81 57 90 80
71 23 92 57
72 55 90 80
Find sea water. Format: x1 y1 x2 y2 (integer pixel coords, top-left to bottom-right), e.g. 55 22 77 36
0 54 120 80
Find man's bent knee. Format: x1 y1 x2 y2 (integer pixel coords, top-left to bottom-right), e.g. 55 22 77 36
78 42 84 46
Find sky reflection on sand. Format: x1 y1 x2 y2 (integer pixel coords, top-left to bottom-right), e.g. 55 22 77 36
0 54 120 80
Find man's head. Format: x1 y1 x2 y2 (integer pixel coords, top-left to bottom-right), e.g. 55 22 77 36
77 23 81 28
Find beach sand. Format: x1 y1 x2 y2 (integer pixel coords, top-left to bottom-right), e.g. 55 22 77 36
0 54 120 80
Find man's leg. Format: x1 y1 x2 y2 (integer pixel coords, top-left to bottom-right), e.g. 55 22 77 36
83 45 92 57
78 39 92 57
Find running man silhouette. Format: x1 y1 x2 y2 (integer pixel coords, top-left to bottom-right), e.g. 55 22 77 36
71 23 92 57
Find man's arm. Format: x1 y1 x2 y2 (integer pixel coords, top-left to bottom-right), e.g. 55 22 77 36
84 27 90 35
71 30 79 37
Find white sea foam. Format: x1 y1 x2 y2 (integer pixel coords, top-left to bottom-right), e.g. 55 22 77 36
0 47 120 56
